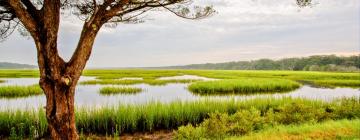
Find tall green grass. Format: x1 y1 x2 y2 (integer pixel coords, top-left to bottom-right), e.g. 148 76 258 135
188 79 301 94
1 97 359 138
226 119 360 140
99 86 143 95
0 85 43 98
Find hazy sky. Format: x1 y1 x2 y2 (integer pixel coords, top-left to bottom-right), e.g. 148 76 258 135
0 0 359 67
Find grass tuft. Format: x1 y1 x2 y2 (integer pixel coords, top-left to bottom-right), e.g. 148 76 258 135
99 86 143 95
0 85 43 98
188 78 301 94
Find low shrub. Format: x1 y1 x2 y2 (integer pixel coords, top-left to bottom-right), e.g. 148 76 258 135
175 98 360 139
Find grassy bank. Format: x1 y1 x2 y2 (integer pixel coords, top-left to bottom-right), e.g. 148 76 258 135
0 70 39 78
312 79 360 88
1 70 359 88
188 79 301 94
226 119 360 140
80 79 200 86
83 70 183 80
0 85 43 98
1 97 359 138
85 70 360 88
99 86 143 95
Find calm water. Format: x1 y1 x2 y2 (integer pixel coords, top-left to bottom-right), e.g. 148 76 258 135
0 75 359 110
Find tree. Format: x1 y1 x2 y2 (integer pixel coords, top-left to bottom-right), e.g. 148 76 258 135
0 0 312 139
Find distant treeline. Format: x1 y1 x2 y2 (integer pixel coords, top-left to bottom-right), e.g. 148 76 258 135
0 62 37 69
161 55 360 72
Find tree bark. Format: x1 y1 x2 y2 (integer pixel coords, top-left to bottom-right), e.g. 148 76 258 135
34 21 100 140
36 41 80 140
40 78 79 140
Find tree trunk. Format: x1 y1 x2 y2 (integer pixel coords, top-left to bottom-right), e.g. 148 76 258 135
40 78 79 139
36 39 82 139
40 67 78 140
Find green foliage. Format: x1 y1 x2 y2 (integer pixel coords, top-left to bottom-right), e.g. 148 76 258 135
0 85 43 98
99 86 143 95
9 127 18 140
174 97 360 139
226 119 360 140
164 55 360 72
188 79 301 94
175 124 206 140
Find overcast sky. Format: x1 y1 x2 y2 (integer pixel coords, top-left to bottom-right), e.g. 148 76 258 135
0 0 359 67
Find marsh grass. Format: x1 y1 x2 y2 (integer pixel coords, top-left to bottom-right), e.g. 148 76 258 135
0 85 43 98
0 70 39 78
80 79 201 86
1 69 359 88
226 119 360 140
1 97 360 138
82 69 184 80
99 86 143 95
312 79 360 88
188 78 301 94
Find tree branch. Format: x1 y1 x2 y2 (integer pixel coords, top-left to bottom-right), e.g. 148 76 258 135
8 0 38 38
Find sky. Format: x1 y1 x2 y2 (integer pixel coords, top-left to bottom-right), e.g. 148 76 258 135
0 0 359 68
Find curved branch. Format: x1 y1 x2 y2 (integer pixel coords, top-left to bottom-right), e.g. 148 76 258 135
8 0 38 38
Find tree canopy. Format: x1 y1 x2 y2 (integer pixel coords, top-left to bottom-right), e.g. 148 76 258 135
0 0 215 41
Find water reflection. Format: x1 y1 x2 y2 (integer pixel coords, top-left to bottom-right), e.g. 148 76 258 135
0 76 359 110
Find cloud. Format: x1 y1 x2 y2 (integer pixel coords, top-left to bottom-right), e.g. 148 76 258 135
0 0 359 67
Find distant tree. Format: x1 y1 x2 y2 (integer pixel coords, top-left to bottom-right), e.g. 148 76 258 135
252 59 280 70
0 0 312 139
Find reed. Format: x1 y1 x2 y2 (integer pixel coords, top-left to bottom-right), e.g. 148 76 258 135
0 85 43 98
188 78 301 94
99 86 143 95
1 97 359 138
